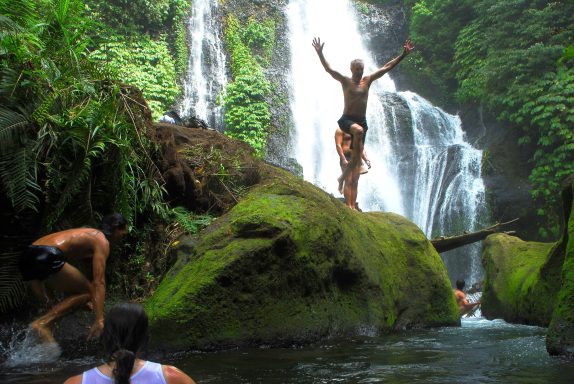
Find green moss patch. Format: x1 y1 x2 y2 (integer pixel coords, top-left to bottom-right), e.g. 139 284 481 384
481 233 557 325
146 167 459 351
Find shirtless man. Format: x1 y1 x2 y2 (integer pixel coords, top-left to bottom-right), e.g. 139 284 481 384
454 279 481 316
18 213 128 343
313 37 413 194
335 127 370 210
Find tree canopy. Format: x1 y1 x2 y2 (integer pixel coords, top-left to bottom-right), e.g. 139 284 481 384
405 0 574 238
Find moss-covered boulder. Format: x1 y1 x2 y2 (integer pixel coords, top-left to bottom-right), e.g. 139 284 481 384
547 175 574 357
145 165 459 351
481 174 574 358
481 233 558 325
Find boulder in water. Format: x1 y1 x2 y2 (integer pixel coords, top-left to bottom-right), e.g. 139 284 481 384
146 162 459 351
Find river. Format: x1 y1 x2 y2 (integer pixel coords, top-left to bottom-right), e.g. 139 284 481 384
2 318 574 383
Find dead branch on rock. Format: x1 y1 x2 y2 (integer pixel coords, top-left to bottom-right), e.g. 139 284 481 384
431 218 519 253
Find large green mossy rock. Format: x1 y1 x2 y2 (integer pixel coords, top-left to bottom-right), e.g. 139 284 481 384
547 176 574 357
481 233 558 325
145 166 459 351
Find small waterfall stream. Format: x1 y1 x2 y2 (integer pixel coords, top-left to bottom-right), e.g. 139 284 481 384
177 0 227 130
287 0 486 284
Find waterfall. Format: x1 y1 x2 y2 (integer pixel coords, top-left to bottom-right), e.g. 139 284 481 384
287 0 486 284
178 0 227 130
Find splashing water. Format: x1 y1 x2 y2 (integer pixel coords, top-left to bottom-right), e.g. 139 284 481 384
1 327 62 367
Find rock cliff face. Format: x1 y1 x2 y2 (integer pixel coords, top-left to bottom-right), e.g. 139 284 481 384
481 234 557 326
145 130 459 350
481 175 574 357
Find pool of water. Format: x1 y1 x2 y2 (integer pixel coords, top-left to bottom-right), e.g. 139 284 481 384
2 318 574 383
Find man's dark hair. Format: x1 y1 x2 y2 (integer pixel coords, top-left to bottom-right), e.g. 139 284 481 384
456 279 465 290
102 302 149 384
100 213 127 238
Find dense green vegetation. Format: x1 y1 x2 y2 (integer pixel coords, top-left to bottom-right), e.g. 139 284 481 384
0 0 202 313
85 0 188 118
223 15 275 156
404 0 574 238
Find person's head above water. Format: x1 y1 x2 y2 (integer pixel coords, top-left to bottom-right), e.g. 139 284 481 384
456 279 465 290
100 212 128 241
102 302 149 384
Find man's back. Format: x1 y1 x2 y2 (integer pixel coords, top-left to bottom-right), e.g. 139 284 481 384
33 228 109 262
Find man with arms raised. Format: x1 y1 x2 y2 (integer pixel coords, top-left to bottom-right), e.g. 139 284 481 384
313 37 413 196
19 213 128 342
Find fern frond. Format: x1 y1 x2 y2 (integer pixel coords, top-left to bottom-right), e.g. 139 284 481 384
0 144 40 212
0 107 32 153
0 249 26 314
45 138 104 228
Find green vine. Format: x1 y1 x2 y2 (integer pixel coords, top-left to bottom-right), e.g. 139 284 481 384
222 15 275 156
90 36 180 120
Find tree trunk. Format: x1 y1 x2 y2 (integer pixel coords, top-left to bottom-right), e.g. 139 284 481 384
431 219 518 253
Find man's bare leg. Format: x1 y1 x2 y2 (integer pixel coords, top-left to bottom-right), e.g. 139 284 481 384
30 263 92 343
349 164 360 210
31 293 91 343
29 280 52 308
338 124 364 193
343 165 354 208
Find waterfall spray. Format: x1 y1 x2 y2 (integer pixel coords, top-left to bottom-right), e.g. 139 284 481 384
178 0 227 130
286 0 486 284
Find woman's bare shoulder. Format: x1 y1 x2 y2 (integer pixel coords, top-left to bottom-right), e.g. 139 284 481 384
162 364 197 384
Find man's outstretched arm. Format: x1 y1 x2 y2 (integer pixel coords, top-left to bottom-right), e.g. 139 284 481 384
368 38 414 82
87 241 109 340
312 37 345 82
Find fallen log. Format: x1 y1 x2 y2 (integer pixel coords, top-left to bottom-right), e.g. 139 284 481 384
431 219 519 253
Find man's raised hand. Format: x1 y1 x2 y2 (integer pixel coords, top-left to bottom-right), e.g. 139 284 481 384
312 37 324 54
403 38 414 55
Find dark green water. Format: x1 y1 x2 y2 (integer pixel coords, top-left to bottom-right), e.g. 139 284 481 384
2 318 574 383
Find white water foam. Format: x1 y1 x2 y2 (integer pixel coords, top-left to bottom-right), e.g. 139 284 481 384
2 327 62 367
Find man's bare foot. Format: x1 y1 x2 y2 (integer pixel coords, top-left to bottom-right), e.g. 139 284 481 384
31 321 55 343
337 176 344 194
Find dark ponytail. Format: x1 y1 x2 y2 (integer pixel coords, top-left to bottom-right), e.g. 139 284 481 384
111 349 136 384
102 303 149 384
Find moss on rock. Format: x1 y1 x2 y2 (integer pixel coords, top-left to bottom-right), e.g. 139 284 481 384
146 163 459 351
547 175 574 357
481 233 557 325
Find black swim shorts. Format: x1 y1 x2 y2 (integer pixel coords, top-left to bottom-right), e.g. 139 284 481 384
337 114 368 149
19 245 66 281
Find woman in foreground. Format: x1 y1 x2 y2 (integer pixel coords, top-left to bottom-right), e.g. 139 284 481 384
64 302 196 384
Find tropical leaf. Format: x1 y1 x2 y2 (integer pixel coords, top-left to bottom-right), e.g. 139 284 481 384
0 248 26 314
0 107 33 152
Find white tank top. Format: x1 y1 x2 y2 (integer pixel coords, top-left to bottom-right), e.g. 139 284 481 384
81 361 167 384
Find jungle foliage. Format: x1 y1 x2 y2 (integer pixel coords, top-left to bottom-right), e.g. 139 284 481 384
0 0 197 313
84 0 188 118
405 0 574 238
222 15 275 156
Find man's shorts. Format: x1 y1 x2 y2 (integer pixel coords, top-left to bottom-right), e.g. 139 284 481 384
337 115 368 149
19 245 66 281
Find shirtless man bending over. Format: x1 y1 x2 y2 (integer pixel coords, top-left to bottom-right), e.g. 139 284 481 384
454 279 481 316
313 37 413 194
19 213 128 343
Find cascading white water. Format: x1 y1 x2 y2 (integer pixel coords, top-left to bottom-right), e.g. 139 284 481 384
178 0 227 129
287 0 486 284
